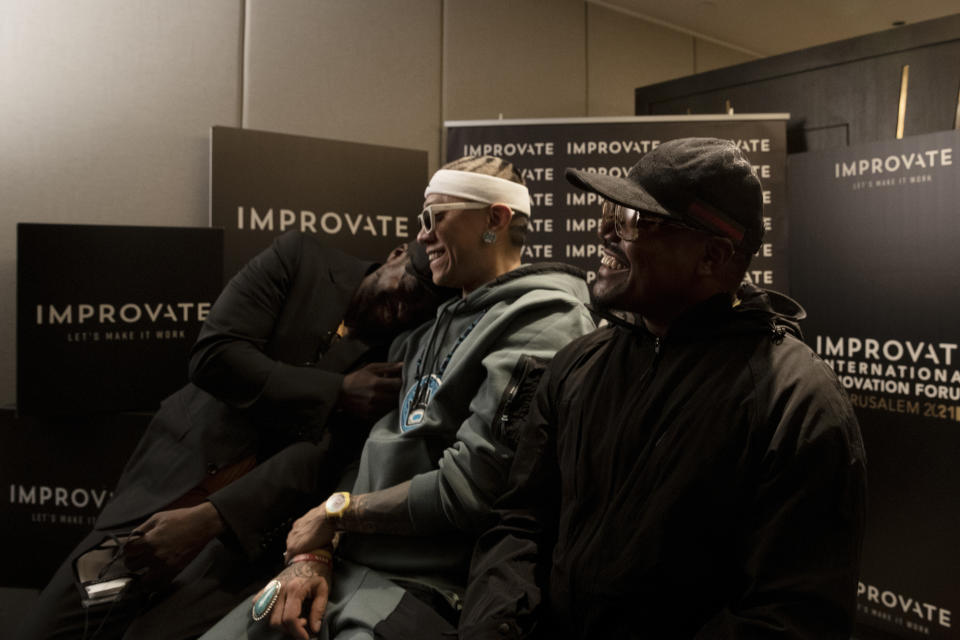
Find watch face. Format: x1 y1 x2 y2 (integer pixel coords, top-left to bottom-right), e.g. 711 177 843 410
326 492 347 514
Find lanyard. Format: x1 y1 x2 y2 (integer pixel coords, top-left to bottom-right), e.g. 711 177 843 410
402 311 485 430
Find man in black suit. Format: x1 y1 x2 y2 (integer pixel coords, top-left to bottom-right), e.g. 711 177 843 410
16 230 454 640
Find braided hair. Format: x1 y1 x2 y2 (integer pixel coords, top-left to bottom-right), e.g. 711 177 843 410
441 155 529 248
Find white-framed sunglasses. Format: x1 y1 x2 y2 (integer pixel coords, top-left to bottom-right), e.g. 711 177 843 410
418 202 489 232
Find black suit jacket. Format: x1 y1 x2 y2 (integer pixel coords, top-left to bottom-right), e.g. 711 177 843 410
97 231 376 532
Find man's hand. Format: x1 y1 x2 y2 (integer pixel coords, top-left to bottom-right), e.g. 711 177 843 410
256 560 332 640
285 504 337 558
124 501 225 584
336 361 403 420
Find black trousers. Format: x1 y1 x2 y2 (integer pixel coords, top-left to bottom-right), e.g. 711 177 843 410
373 589 457 640
14 529 270 640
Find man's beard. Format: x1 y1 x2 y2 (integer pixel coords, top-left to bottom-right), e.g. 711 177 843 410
345 289 433 343
344 288 397 342
589 275 628 311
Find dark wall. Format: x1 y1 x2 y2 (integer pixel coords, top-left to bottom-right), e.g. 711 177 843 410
635 14 960 153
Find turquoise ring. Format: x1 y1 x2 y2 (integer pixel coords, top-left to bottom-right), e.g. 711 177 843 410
251 579 282 621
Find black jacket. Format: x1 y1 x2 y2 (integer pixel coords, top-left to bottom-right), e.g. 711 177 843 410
15 232 387 640
460 285 867 639
97 230 378 539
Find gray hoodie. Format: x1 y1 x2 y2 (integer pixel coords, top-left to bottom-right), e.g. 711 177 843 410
339 263 596 588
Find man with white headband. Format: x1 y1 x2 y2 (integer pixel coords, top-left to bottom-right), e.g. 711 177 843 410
417 158 533 290
200 156 595 640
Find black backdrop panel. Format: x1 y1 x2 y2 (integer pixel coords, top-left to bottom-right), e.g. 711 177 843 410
210 126 427 281
635 15 960 154
17 224 223 416
0 409 149 588
788 130 959 639
446 116 788 292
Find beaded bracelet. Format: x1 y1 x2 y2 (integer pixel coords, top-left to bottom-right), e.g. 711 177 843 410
286 548 333 567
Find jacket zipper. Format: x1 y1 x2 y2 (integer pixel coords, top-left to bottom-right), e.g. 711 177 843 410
578 331 662 551
499 370 524 425
647 335 671 448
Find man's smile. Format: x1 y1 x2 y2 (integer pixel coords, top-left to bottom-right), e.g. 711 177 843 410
426 247 446 264
600 247 628 271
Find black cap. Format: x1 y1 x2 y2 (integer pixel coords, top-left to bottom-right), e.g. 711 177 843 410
406 241 459 299
565 137 764 254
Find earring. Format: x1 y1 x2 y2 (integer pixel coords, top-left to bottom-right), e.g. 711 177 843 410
482 231 496 244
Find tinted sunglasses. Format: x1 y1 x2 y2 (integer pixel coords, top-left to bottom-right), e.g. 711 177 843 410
601 198 697 241
418 202 489 232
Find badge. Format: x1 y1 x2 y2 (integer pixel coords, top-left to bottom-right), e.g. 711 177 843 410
400 374 441 432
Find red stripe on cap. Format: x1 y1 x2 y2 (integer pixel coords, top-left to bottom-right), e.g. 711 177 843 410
686 200 745 245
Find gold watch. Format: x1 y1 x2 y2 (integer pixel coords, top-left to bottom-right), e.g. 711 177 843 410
325 491 351 519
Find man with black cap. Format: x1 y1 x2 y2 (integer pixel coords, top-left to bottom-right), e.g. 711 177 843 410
459 138 867 639
17 231 456 640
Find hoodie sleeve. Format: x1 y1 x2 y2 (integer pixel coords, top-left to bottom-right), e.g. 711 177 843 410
407 296 595 533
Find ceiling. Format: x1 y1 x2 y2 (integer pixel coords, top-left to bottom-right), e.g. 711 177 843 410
590 0 960 57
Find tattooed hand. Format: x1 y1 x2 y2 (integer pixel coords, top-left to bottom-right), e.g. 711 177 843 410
286 482 417 559
253 560 332 640
285 504 337 558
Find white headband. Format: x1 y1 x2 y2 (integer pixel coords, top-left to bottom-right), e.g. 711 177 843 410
424 170 531 216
